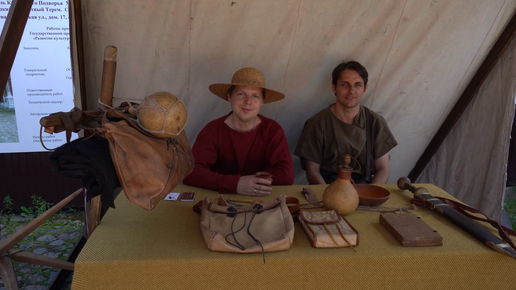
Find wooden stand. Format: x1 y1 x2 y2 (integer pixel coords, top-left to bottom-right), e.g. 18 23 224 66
39 46 118 239
1 0 118 286
0 189 82 290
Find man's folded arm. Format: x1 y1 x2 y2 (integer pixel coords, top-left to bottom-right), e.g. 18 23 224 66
371 153 389 184
182 128 241 193
265 126 294 185
304 159 326 184
294 118 326 184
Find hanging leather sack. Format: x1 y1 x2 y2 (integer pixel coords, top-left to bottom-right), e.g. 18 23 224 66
100 109 194 210
194 195 299 256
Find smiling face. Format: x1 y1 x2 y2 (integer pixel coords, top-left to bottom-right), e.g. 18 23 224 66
227 85 264 126
331 69 368 109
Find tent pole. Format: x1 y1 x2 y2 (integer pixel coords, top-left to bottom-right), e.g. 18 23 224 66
0 0 33 95
408 10 516 182
71 0 88 111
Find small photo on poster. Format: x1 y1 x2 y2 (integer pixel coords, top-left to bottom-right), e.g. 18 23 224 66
0 75 20 143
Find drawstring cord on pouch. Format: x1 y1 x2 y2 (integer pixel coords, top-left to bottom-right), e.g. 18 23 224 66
224 203 267 264
225 207 247 251
247 204 266 264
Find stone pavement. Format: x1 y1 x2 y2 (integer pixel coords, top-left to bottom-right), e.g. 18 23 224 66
0 214 84 290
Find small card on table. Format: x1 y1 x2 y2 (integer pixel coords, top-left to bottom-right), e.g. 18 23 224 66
180 192 196 202
164 192 180 201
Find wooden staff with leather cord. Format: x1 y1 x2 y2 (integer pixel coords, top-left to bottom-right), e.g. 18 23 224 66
98 45 117 109
39 45 117 130
85 45 117 238
39 46 118 238
397 177 516 259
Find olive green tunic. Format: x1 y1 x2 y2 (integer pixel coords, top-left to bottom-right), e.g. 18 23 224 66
294 105 397 176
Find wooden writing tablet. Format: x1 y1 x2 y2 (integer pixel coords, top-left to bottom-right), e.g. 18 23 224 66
380 213 443 247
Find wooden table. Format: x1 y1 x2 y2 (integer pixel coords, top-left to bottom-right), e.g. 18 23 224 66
72 184 516 289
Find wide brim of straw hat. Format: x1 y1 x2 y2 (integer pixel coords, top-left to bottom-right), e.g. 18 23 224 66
208 67 285 104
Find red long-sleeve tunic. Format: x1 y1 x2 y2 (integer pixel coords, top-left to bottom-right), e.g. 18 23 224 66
183 113 294 193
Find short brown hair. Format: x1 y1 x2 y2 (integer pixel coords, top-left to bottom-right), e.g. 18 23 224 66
332 61 368 86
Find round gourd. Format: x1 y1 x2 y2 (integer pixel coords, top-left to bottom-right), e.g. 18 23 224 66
322 155 359 215
137 92 188 138
322 177 359 215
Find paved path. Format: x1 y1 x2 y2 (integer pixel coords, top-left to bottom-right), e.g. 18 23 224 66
0 214 84 289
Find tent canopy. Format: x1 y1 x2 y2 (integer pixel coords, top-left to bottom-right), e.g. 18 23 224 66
79 0 516 220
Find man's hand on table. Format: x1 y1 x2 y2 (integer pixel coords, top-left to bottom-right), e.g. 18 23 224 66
237 175 272 196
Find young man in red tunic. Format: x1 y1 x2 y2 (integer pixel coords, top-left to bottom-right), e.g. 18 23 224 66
183 67 294 196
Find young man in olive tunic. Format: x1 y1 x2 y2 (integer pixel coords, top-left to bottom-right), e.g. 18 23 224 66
294 61 397 184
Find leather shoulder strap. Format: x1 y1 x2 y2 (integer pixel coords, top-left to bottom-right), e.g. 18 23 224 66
193 201 203 215
412 196 516 253
286 197 300 214
193 197 300 215
364 107 372 177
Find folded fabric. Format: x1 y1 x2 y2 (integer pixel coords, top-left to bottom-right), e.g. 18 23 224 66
49 136 119 208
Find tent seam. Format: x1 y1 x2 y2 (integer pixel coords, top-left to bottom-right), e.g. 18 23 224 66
371 0 408 107
447 0 508 108
275 0 302 120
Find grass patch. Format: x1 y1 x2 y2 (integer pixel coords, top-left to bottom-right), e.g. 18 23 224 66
504 187 516 229
1 196 84 289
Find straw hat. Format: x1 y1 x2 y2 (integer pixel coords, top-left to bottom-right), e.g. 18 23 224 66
209 67 285 104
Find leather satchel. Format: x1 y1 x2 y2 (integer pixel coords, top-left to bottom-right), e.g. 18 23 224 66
197 195 299 256
298 210 359 248
101 109 194 210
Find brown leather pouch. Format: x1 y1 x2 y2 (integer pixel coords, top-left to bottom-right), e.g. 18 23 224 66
298 210 359 248
101 109 194 210
198 195 298 254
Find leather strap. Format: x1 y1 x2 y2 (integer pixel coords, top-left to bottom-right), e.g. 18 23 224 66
334 223 356 251
364 107 372 181
210 198 282 214
323 223 339 247
411 196 516 252
285 197 300 214
193 197 300 215
193 201 202 214
322 223 356 251
301 188 319 203
40 109 88 150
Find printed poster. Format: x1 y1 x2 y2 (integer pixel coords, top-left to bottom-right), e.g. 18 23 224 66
0 0 76 153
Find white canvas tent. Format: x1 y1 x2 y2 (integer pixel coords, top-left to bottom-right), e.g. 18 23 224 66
75 0 516 221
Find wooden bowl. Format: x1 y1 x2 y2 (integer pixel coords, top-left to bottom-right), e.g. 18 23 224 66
355 184 390 206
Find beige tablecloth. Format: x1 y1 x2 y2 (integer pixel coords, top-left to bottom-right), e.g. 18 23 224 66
72 184 516 289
